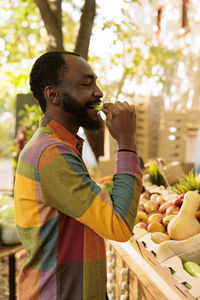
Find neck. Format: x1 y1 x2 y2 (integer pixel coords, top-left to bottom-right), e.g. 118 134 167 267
44 111 79 136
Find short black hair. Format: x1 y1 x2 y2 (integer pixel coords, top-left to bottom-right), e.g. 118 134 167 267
29 51 80 112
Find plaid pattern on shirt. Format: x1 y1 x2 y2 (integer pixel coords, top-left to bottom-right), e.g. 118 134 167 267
14 118 142 300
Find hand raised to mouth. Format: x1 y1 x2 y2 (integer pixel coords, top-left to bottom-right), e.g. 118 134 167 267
102 101 137 152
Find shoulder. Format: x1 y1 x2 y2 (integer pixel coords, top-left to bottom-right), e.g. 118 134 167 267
19 128 78 169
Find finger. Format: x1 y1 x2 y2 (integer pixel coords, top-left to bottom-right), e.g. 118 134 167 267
103 103 114 109
102 103 114 116
116 101 133 111
129 104 135 112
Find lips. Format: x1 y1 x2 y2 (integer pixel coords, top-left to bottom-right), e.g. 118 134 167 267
87 100 102 111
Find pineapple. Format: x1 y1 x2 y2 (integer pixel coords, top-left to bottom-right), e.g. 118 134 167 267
172 170 200 194
148 160 166 187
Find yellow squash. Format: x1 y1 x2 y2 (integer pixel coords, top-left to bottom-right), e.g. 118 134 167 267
167 191 200 240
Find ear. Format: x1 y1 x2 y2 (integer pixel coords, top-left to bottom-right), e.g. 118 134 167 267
44 86 60 106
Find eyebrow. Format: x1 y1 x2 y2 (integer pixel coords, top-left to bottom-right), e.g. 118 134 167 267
81 74 97 80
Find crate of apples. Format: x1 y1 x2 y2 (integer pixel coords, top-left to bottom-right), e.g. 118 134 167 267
134 192 184 236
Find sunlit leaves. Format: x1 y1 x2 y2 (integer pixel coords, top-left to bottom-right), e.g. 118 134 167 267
0 1 47 64
0 0 81 157
97 3 183 104
0 0 81 114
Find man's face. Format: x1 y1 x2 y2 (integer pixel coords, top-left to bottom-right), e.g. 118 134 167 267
61 91 103 130
59 56 104 131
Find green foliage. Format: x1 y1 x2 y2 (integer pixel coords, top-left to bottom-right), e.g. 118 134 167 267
0 194 14 207
0 0 79 112
10 104 42 174
148 161 166 186
0 204 15 221
0 125 13 157
18 104 42 143
0 0 46 158
0 112 15 157
0 0 80 66
111 34 180 85
0 0 79 158
0 1 47 64
172 170 200 194
100 5 183 103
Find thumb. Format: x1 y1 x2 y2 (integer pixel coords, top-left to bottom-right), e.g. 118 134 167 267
102 103 114 118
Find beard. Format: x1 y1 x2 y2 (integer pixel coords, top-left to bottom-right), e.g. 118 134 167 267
61 91 102 131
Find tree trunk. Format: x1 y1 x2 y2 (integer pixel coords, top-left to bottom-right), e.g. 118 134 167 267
75 0 104 160
34 0 64 50
75 0 96 60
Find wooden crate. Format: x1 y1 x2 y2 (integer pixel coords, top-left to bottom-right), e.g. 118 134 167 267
134 95 164 163
134 96 200 164
128 269 158 300
158 110 200 163
158 112 187 162
106 241 171 300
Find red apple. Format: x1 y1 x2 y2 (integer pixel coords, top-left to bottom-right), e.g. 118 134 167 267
166 205 180 216
147 222 166 233
162 215 176 227
135 222 148 230
196 210 200 219
144 201 158 214
135 211 148 224
148 213 163 224
173 199 183 207
159 202 173 214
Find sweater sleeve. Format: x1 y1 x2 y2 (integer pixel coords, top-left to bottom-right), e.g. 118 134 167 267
38 143 143 242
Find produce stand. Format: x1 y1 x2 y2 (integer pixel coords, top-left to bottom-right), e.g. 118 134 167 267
107 239 196 300
0 244 23 300
102 167 200 300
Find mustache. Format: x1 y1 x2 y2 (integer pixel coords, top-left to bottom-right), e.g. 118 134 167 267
87 98 102 107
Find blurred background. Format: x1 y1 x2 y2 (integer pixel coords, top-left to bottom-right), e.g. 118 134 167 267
1 0 200 189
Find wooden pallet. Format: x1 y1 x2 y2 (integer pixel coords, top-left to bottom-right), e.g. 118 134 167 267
158 112 187 162
134 95 164 163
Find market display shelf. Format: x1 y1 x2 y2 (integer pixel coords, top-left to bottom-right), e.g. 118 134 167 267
107 238 200 300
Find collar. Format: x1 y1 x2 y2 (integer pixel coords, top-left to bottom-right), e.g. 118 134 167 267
39 116 84 155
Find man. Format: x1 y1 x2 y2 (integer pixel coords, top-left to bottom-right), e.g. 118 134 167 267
14 51 142 300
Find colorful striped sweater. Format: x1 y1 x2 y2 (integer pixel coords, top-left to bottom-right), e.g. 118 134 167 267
14 118 142 300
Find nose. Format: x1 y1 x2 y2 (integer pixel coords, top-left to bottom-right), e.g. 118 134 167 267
94 85 103 98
